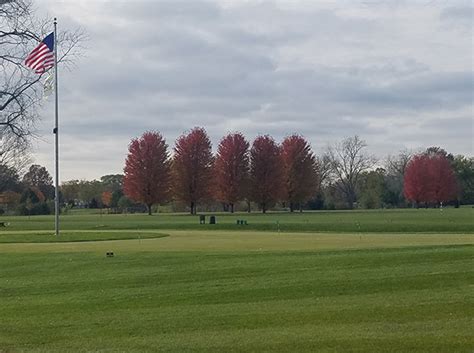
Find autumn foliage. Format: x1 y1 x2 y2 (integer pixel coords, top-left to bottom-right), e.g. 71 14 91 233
172 127 214 214
214 133 249 213
281 135 318 211
404 153 457 205
249 135 283 213
118 128 465 213
101 191 113 208
123 131 171 215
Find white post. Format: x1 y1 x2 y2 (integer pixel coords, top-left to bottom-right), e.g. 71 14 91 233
54 18 60 236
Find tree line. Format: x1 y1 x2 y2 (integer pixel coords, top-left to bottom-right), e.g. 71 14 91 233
121 129 470 214
0 129 472 215
123 129 319 215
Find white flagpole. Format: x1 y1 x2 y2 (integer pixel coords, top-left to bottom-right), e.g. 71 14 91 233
54 18 60 236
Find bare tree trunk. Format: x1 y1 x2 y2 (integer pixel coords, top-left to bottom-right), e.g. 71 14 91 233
147 204 152 215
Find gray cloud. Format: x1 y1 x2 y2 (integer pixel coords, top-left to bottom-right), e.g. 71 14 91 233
32 0 473 180
440 4 474 27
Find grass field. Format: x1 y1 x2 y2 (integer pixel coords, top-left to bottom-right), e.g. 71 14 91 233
0 209 473 352
1 207 473 233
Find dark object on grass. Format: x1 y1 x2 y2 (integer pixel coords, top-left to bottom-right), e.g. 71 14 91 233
0 222 5 227
199 215 205 224
236 220 248 225
106 252 114 257
210 215 216 224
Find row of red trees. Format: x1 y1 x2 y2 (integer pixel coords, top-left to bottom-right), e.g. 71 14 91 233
123 128 318 214
403 151 458 206
123 128 460 214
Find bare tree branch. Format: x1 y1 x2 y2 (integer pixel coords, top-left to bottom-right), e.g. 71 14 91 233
325 136 377 208
0 133 31 174
0 0 85 168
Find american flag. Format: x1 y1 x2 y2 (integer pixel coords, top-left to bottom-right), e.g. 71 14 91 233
25 32 55 74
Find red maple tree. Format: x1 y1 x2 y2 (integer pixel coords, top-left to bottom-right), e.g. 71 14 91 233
249 135 283 213
281 135 318 212
404 153 457 206
404 154 430 205
172 127 213 214
123 131 171 215
427 154 458 204
214 133 249 213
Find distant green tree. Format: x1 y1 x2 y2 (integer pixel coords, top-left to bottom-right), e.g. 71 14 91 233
20 188 40 204
110 190 123 208
100 174 123 193
425 147 454 161
118 195 133 211
452 155 474 205
60 180 80 206
322 182 347 209
305 192 325 210
358 169 385 209
22 164 54 199
18 188 50 215
89 198 99 209
78 180 103 205
0 164 21 193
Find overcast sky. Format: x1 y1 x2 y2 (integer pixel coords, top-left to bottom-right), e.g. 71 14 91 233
33 0 473 181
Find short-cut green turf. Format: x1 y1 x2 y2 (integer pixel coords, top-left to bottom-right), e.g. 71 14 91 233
0 245 472 353
1 210 472 352
0 230 472 253
1 207 473 233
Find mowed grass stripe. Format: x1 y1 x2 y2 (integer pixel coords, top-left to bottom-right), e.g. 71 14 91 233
1 208 473 233
0 231 472 253
0 245 472 352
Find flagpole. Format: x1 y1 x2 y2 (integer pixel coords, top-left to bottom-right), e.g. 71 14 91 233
54 18 60 236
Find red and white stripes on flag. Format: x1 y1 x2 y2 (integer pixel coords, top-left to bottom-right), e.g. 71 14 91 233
25 32 55 74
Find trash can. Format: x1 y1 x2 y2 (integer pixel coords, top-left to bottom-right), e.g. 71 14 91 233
199 215 205 224
209 215 216 225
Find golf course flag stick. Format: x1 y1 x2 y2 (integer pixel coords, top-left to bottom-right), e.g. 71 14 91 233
24 18 60 235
